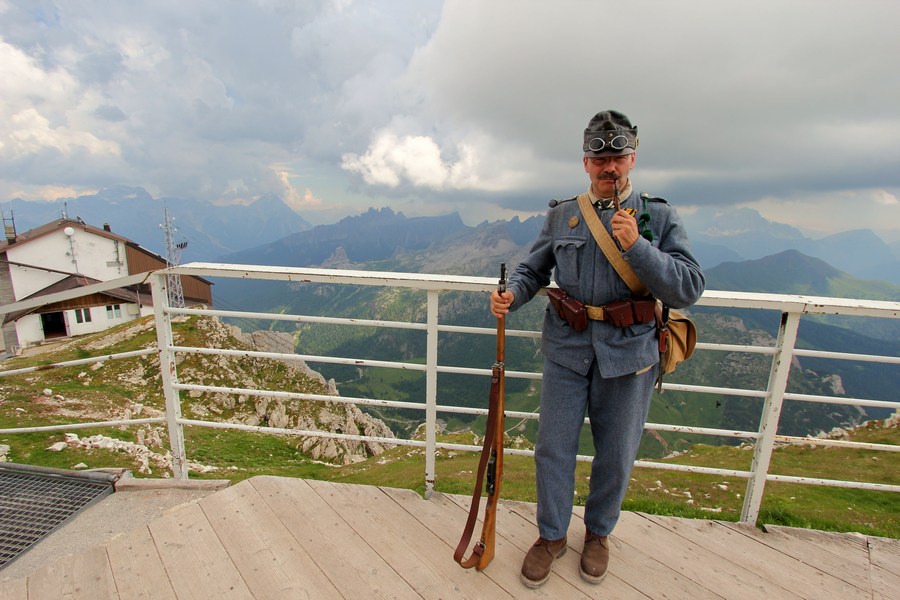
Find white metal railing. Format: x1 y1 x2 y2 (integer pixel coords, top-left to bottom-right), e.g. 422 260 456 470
0 263 898 526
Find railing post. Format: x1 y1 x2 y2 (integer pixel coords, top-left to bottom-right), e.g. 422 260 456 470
424 289 439 498
150 271 189 479
741 310 801 524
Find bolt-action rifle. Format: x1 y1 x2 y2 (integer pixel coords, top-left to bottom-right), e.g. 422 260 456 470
454 263 507 570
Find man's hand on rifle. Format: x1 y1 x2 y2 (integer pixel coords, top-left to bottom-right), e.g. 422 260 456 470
490 290 515 319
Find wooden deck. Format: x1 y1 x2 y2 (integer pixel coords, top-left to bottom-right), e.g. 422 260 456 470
0 476 897 599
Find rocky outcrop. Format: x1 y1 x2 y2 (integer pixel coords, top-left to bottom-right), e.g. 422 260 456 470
181 316 396 465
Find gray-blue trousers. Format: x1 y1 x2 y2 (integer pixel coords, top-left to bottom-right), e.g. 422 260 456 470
535 357 657 540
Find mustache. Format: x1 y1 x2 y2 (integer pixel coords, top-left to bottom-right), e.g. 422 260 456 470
600 171 618 179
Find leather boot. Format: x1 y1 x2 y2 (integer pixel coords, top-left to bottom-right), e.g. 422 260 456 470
520 536 567 588
580 530 609 584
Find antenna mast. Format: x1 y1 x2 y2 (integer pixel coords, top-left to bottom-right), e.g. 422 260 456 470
161 207 187 309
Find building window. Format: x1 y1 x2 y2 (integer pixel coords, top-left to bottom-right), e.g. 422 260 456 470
74 308 92 324
106 304 122 319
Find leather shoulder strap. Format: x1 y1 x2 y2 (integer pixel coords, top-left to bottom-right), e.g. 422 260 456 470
576 193 648 296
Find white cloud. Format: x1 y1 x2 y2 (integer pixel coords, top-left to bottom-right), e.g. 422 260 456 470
0 37 74 99
0 183 95 203
341 129 535 192
0 38 121 161
275 168 323 212
7 108 120 157
874 190 899 207
342 131 445 188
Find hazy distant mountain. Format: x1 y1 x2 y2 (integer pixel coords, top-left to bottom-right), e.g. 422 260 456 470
214 201 899 288
812 230 900 283
685 207 806 258
701 249 900 341
686 238 742 264
221 207 468 267
219 207 548 281
704 249 900 299
682 207 900 283
1 185 312 262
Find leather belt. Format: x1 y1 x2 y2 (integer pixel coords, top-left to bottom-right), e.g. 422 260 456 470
549 287 657 330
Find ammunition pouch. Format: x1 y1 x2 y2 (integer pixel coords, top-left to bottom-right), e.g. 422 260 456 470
547 288 587 332
602 296 657 327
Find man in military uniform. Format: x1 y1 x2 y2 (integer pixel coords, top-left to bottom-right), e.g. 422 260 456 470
490 110 704 587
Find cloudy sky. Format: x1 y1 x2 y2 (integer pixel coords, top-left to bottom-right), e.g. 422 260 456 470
2 0 899 238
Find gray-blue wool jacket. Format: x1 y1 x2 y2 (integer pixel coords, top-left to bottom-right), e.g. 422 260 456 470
506 188 705 378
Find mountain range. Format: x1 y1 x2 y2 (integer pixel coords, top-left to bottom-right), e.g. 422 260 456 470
4 186 899 283
687 207 900 284
1 186 312 262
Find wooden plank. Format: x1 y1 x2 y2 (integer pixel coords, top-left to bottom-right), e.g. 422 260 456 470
72 546 118 599
642 516 869 600
251 475 421 600
867 536 900 600
396 488 586 599
22 555 75 599
608 511 796 600
761 525 872 590
868 535 900 573
458 493 723 600
871 564 900 600
106 525 177 600
570 506 726 600
5 476 889 600
509 499 723 600
0 575 27 600
306 479 512 600
502 497 653 599
148 501 252 599
201 478 343 600
25 546 117 600
432 491 643 599
20 556 76 600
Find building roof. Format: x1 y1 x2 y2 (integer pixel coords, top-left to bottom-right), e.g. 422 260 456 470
0 217 213 284
0 218 130 252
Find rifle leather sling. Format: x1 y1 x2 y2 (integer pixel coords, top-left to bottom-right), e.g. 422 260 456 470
453 364 503 568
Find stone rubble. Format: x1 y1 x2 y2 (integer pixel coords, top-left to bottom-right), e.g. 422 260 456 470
47 431 217 475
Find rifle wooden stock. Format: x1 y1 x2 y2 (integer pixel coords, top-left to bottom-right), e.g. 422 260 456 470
454 264 506 571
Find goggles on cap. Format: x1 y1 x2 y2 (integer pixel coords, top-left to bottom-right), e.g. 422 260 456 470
586 135 635 152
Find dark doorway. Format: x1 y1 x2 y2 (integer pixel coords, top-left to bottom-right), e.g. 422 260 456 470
40 312 67 339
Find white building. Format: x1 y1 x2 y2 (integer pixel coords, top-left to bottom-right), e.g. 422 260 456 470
0 217 212 354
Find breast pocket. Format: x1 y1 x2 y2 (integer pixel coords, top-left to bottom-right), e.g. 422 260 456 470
553 236 587 290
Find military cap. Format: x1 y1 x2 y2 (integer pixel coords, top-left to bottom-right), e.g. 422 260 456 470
583 110 638 157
